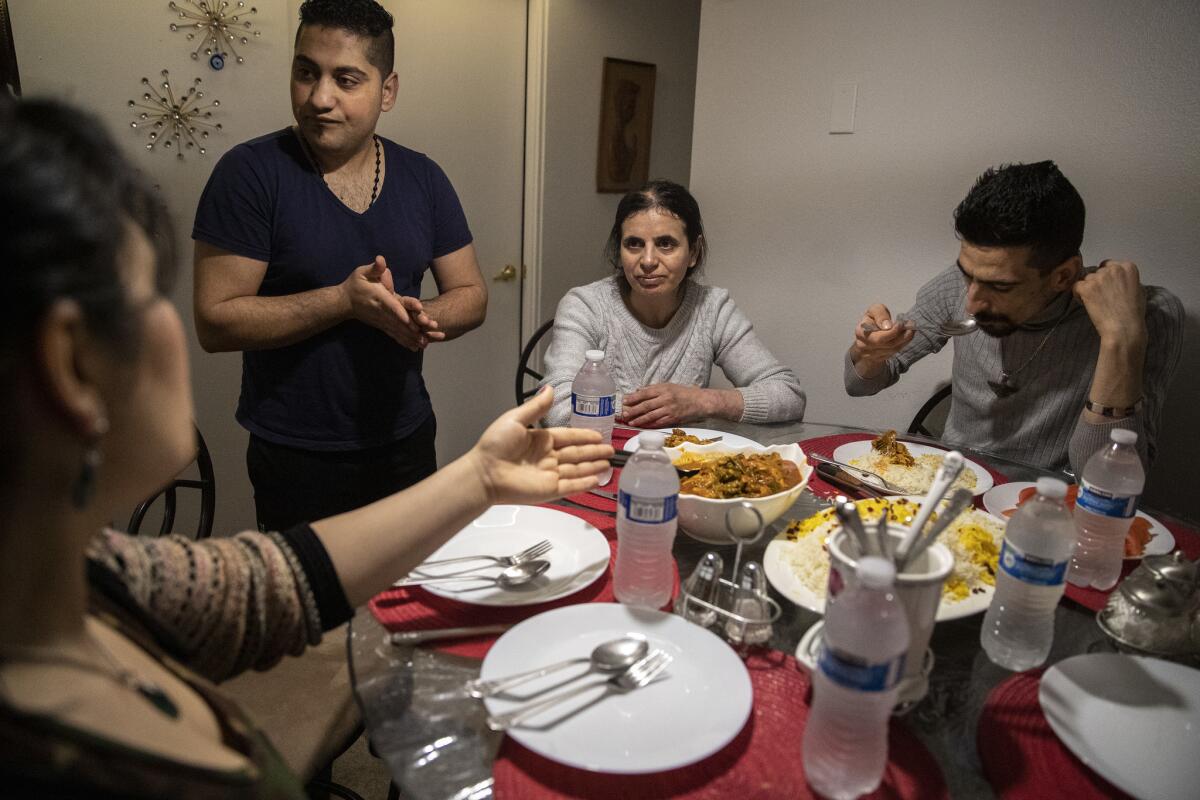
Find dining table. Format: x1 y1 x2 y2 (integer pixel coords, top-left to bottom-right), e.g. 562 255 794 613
346 419 1200 800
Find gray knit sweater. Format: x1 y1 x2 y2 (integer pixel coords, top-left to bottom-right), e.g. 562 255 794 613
542 276 806 426
844 265 1184 474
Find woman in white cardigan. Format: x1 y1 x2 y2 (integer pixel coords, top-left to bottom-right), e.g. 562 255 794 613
542 180 806 428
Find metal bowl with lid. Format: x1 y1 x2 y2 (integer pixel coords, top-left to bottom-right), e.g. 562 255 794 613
1097 551 1199 658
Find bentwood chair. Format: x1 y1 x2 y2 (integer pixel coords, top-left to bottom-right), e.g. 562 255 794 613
127 424 216 540
907 383 952 439
514 318 555 406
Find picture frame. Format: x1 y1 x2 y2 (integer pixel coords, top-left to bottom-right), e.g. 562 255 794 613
596 57 656 193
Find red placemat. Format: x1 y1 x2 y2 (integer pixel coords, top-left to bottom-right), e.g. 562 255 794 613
1062 516 1200 612
797 433 1010 501
492 650 948 799
977 669 1132 799
563 428 639 511
369 504 679 659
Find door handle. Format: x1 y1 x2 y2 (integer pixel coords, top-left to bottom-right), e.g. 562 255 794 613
492 264 519 282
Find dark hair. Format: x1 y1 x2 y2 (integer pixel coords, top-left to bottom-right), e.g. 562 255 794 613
953 160 1085 273
0 98 176 374
297 0 395 78
604 180 707 276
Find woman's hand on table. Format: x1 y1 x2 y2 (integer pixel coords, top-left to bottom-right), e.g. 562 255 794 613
618 383 743 427
468 386 614 505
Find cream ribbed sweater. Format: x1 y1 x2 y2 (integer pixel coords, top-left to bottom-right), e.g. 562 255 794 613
541 276 806 426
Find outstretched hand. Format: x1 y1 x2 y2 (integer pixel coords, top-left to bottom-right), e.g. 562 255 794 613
467 387 614 505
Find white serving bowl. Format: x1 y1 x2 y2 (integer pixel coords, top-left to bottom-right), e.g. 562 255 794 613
675 443 811 545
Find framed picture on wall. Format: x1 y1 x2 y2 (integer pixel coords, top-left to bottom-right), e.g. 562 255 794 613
596 57 655 193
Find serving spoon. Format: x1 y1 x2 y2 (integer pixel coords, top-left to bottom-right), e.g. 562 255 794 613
393 559 550 588
466 635 650 698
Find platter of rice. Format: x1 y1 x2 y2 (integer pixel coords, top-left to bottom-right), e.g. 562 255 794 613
832 432 993 496
763 496 1004 622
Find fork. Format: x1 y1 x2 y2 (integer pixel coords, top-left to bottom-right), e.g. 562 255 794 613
485 650 673 731
414 539 552 570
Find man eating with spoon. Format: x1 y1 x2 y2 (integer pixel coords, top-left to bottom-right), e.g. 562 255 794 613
844 161 1182 474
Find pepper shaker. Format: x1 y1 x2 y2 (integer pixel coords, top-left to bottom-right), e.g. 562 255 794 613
725 561 773 645
677 551 723 627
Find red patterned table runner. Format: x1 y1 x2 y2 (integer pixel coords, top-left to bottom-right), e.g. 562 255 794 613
368 503 677 660
977 669 1132 799
492 650 948 799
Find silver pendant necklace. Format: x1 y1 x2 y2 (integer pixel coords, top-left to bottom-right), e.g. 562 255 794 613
987 308 1069 397
0 634 180 719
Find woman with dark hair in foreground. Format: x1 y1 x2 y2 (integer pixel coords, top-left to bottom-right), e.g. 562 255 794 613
0 99 610 798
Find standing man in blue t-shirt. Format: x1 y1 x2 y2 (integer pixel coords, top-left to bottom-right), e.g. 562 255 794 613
192 0 487 532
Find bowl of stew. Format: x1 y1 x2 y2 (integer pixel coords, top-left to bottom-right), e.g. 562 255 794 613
674 443 811 545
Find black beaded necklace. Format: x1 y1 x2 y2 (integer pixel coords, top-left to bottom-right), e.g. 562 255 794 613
295 128 382 209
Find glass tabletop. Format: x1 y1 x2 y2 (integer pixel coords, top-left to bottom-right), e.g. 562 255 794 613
348 420 1192 799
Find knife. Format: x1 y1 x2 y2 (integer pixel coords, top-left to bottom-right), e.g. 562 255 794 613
816 461 885 498
388 624 513 645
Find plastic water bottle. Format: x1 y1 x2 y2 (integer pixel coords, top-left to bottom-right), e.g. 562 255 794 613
1068 429 1144 591
981 477 1075 671
802 557 909 800
570 349 616 482
614 431 679 609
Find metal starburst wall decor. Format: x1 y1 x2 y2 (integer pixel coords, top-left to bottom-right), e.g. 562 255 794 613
168 0 259 70
129 70 223 160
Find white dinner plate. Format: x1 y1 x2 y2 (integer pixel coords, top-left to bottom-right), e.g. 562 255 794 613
981 481 1174 560
763 500 1003 622
624 427 761 452
480 603 752 773
407 505 610 606
1039 654 1200 800
831 437 994 496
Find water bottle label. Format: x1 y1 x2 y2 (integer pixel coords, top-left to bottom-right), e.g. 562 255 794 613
998 539 1068 586
618 491 677 524
572 393 615 417
1076 482 1137 519
817 644 905 692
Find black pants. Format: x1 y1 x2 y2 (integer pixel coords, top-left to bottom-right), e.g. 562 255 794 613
247 414 438 532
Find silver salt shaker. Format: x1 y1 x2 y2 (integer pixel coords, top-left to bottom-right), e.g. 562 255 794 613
677 551 723 627
725 561 773 645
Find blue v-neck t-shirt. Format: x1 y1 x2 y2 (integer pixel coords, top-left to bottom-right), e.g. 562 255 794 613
193 128 473 450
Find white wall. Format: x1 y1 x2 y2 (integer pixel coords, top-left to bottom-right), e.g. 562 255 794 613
12 0 298 535
537 0 702 324
691 0 1200 518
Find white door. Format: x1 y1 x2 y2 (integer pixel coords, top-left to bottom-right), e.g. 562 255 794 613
378 0 529 465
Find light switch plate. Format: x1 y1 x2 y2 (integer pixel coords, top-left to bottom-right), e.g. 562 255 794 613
830 82 857 134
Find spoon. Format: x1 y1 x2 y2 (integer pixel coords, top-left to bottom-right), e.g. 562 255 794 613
863 314 978 337
393 559 550 588
897 488 974 571
465 635 650 698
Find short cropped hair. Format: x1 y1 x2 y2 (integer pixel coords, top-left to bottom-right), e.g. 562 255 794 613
297 0 395 78
953 161 1086 273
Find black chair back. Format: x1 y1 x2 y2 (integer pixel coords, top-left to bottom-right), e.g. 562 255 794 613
514 318 555 406
907 383 952 439
128 424 216 539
